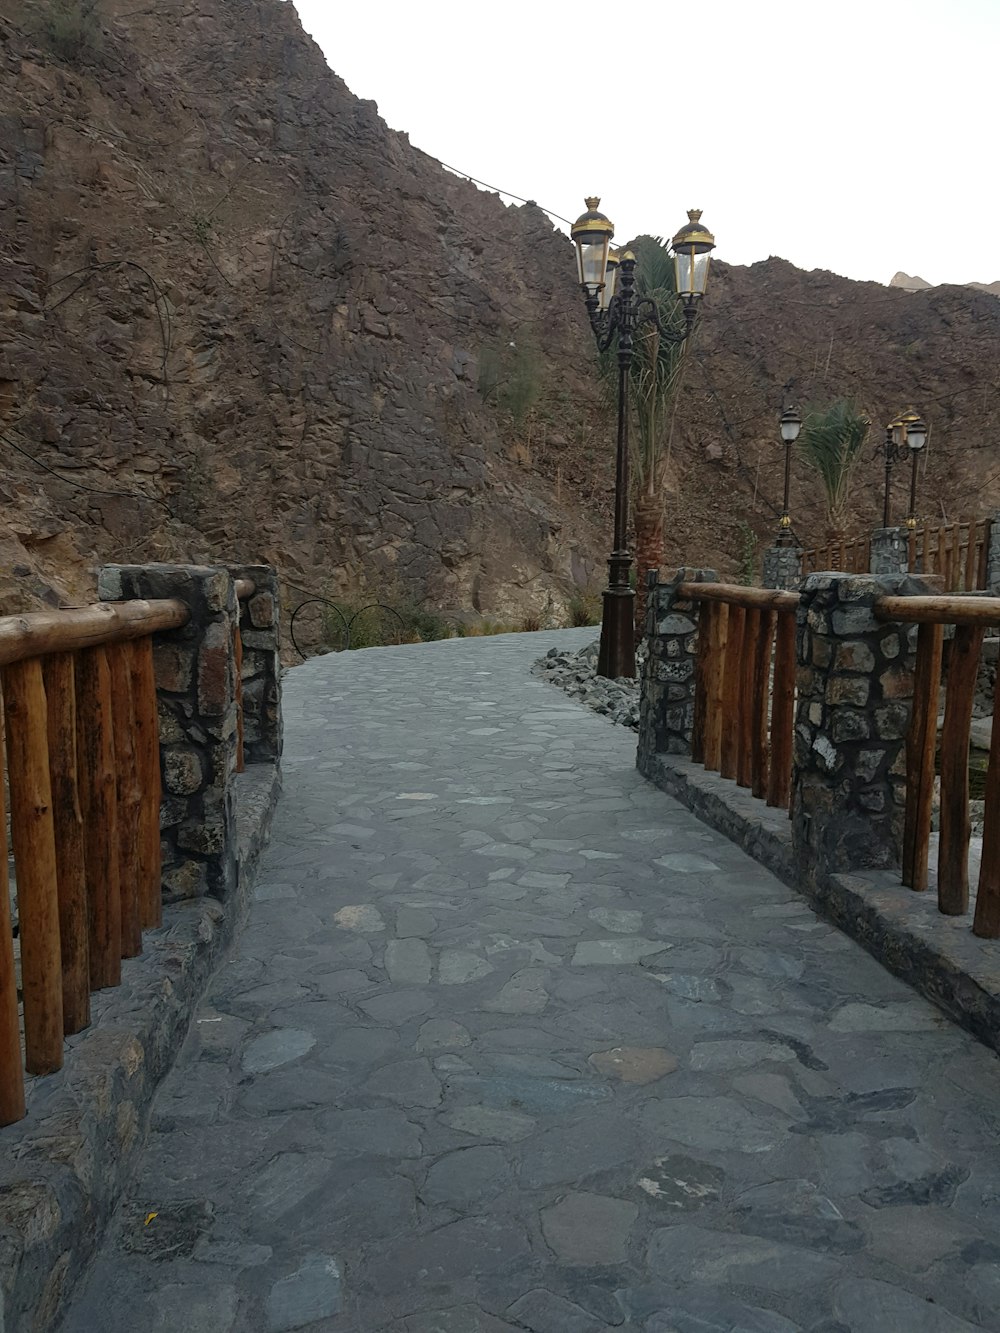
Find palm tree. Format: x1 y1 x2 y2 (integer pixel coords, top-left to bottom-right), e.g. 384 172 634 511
601 235 690 634
797 399 871 537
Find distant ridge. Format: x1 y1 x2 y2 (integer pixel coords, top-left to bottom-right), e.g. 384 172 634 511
891 270 1000 298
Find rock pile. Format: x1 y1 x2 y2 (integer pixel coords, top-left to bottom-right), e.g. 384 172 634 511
533 640 641 730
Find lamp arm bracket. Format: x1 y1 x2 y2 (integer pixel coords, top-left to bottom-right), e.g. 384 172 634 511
634 296 690 344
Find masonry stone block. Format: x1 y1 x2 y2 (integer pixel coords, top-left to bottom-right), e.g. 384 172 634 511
638 567 716 774
792 572 923 883
761 544 803 591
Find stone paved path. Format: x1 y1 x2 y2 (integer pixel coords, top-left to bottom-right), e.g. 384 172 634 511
61 631 1000 1332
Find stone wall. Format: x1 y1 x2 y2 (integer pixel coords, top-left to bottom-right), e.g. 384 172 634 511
98 562 283 904
791 573 919 883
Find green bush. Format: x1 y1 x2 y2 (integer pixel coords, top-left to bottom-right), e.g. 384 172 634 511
568 591 601 627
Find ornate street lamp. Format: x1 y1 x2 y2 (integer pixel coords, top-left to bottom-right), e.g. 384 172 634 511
881 407 928 528
777 407 802 543
570 200 716 679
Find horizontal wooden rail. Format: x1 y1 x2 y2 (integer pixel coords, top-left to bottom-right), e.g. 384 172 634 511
876 595 1000 626
0 600 188 668
678 582 800 612
234 579 256 602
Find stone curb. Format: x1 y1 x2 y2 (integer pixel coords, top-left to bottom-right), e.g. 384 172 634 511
0 764 282 1333
642 752 1000 1059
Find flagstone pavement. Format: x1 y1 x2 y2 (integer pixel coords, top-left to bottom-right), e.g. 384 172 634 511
60 630 1000 1332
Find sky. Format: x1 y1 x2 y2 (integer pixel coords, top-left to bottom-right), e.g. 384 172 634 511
290 0 1000 288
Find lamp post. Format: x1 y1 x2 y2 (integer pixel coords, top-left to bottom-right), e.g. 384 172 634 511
777 407 802 543
881 407 928 528
570 200 715 679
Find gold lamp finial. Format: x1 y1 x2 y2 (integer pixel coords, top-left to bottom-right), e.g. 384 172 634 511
585 196 600 210
688 209 703 223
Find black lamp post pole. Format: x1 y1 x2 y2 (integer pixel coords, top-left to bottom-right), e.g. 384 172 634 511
908 449 920 527
585 259 637 679
582 256 697 680
777 440 793 544
882 429 894 528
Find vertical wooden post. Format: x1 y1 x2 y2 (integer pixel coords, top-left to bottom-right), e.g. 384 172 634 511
937 623 984 915
0 697 26 1125
974 664 1000 937
767 609 797 810
737 609 758 788
108 644 142 959
3 658 64 1075
691 601 712 766
902 623 944 892
704 602 728 773
978 521 989 590
129 638 162 930
42 653 90 1034
75 647 121 989
751 609 776 799
720 605 745 781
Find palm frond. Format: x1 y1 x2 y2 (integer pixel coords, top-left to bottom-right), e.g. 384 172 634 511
797 398 871 531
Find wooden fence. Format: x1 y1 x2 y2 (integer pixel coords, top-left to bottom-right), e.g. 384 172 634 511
0 598 190 1127
876 593 1000 937
908 520 990 592
801 534 870 576
802 519 991 591
680 583 799 810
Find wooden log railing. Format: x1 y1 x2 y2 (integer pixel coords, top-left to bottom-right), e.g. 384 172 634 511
908 519 990 592
0 598 188 1127
680 582 799 810
876 592 1000 937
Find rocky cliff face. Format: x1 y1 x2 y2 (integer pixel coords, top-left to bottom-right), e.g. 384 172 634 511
3 0 1000 620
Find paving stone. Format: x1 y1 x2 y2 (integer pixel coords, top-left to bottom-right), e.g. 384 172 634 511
439 949 496 984
365 1058 442 1107
829 1001 947 1032
833 1277 979 1331
238 1068 345 1115
241 1028 316 1074
634 1154 725 1211
643 1289 802 1332
265 1253 342 1331
442 1106 536 1141
359 988 435 1024
484 968 550 1014
540 1191 638 1265
647 1224 842 1291
333 904 386 931
150 1283 238 1332
642 1096 792 1154
571 937 665 965
314 1108 423 1157
588 907 644 933
396 907 438 937
416 1018 472 1051
689 1039 797 1072
654 852 721 872
421 1146 511 1207
504 1288 609 1332
588 1046 678 1084
385 938 434 985
317 1026 402 1067
401 1308 520 1332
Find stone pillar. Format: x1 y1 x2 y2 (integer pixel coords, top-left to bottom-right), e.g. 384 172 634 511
986 510 1000 591
229 564 283 765
792 573 917 885
761 543 803 591
98 563 238 903
870 526 908 576
637 567 716 774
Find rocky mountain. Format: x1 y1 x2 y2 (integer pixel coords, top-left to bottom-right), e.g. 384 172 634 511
3 0 1000 625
